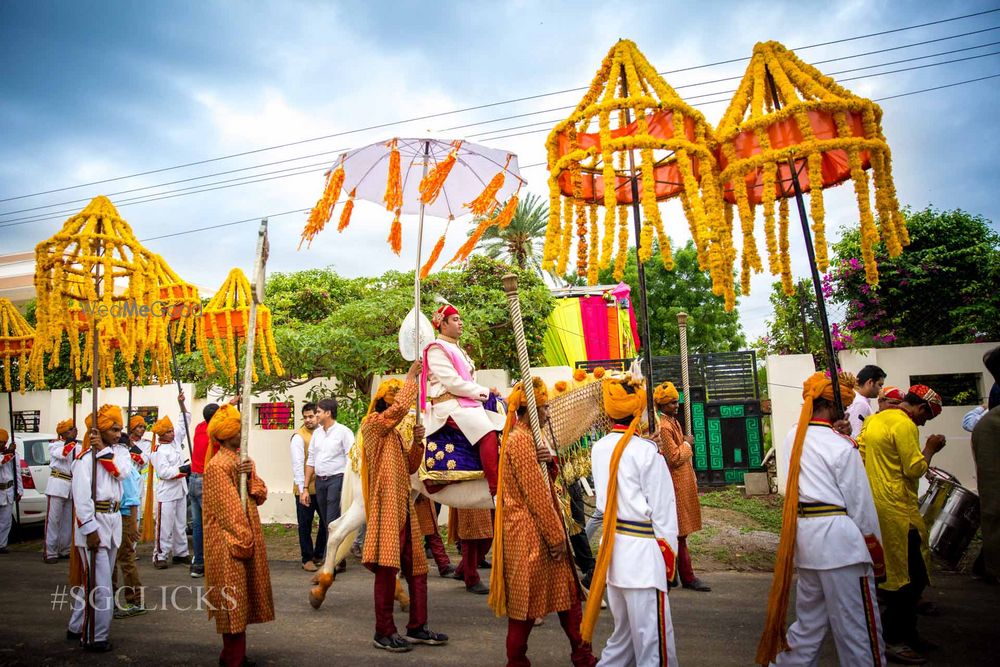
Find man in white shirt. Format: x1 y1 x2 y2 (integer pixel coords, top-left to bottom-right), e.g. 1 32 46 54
290 402 324 572
0 428 24 554
44 419 79 562
151 415 191 569
846 365 886 438
304 397 354 573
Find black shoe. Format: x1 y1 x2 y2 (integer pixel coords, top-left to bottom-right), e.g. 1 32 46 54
581 570 594 590
668 577 678 589
466 582 489 595
66 630 82 641
172 555 191 565
190 564 205 578
373 633 413 653
0 547 9 554
478 559 492 569
83 640 114 653
439 564 457 577
451 568 464 581
682 577 711 592
405 625 449 645
335 560 347 574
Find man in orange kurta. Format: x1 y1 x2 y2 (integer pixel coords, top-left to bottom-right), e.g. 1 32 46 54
202 405 274 667
490 378 595 667
449 507 493 593
361 362 449 653
654 381 710 591
414 494 455 576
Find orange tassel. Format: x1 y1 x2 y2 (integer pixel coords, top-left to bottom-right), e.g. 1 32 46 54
445 217 491 266
384 139 402 211
419 141 461 205
420 234 447 279
388 209 403 255
465 154 512 215
300 164 345 248
338 189 356 232
494 193 519 228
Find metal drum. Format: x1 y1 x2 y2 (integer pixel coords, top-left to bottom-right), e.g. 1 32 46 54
919 467 981 566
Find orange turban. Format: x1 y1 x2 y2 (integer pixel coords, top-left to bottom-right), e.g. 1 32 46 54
85 405 124 431
653 381 679 406
806 372 856 407
56 419 75 436
908 384 943 418
207 404 242 444
601 376 647 421
367 378 403 416
129 415 146 431
0 429 8 445
151 416 174 437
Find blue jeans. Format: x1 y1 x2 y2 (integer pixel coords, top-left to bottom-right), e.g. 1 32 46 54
188 473 204 567
585 508 604 543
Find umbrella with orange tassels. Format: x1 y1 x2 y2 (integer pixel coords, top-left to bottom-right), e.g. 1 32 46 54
299 137 524 423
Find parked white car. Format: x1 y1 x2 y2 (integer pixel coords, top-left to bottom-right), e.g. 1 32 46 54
11 432 58 525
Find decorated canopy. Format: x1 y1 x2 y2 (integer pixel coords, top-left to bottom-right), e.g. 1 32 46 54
152 253 203 353
543 39 724 287
715 41 908 300
200 267 283 383
0 298 34 393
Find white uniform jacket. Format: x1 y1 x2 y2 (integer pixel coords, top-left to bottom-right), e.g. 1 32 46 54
423 338 504 443
46 439 79 498
152 439 189 502
71 446 128 549
784 422 882 570
0 446 24 506
591 430 678 592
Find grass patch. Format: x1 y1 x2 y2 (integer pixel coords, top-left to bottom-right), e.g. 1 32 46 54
699 487 784 533
261 523 298 538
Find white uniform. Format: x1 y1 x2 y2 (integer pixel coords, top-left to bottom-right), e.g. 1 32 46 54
151 423 190 562
67 445 128 643
845 391 874 439
132 435 152 523
0 445 25 549
775 422 886 666
423 339 504 443
44 439 79 558
591 429 679 667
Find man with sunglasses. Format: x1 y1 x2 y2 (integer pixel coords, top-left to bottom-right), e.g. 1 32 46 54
858 385 946 665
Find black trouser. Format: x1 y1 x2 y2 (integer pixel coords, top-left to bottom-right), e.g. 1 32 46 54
296 492 326 563
568 481 595 577
315 474 344 551
880 528 930 644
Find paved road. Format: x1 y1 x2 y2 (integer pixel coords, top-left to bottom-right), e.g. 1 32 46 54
0 548 995 665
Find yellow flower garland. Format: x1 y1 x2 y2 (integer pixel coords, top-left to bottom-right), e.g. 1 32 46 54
544 39 721 286
0 298 34 393
201 267 284 384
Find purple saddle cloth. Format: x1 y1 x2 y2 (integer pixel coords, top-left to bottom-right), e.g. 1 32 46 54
420 396 502 481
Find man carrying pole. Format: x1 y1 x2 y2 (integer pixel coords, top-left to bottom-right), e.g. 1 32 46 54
44 419 78 562
0 428 23 554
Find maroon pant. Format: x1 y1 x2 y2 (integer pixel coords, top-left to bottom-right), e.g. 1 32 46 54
678 535 696 584
478 430 500 496
373 519 428 637
425 532 451 573
220 632 245 667
505 599 596 667
456 537 492 587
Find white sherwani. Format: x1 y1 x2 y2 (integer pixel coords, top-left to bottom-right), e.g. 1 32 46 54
423 338 504 443
775 423 886 666
591 430 679 667
68 445 128 643
151 435 190 561
44 439 78 558
0 446 24 549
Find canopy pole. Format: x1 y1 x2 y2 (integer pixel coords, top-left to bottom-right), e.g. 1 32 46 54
168 323 194 461
677 312 692 434
764 67 843 412
413 140 430 427
619 63 657 430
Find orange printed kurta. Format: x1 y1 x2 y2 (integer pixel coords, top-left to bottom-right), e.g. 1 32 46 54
450 507 494 541
414 494 439 537
360 380 428 576
498 422 577 620
658 414 702 537
203 447 274 634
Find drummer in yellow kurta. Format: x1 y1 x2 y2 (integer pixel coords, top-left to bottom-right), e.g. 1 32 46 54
858 384 946 664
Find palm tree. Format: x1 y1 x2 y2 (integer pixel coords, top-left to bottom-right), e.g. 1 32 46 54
470 192 549 273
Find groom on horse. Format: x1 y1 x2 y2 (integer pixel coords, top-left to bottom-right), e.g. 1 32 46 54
421 303 505 497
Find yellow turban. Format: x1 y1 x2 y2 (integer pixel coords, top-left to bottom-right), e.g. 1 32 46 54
151 415 174 436
507 377 548 412
805 372 856 407
653 381 679 406
367 378 403 416
601 377 647 421
0 429 8 445
85 404 124 431
56 419 75 435
207 404 242 444
129 415 146 431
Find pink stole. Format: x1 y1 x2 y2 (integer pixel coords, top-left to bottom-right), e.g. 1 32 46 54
421 341 480 411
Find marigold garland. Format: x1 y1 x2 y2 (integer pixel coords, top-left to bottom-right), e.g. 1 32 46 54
201 267 284 384
419 140 462 205
300 162 345 248
338 189 356 232
420 227 449 280
0 298 34 393
587 204 600 284
544 39 721 288
383 139 403 212
716 40 908 309
465 154 512 216
388 209 403 255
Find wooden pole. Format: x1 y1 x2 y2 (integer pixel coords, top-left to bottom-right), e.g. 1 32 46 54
168 324 194 461
677 312 692 435
239 220 269 507
412 141 430 427
86 223 102 647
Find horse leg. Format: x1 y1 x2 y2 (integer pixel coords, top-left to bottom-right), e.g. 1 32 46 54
309 499 365 609
395 577 409 611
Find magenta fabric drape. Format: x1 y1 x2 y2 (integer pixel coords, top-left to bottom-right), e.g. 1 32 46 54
579 296 610 361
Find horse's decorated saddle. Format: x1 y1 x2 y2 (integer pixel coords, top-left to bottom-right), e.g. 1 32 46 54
418 395 504 483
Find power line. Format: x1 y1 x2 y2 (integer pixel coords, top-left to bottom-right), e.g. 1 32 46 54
128 73 1000 246
4 35 998 226
1 7 996 205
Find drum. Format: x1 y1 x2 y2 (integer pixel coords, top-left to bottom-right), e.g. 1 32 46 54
919 467 981 566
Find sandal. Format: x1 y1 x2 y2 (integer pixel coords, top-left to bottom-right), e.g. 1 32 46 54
885 643 926 665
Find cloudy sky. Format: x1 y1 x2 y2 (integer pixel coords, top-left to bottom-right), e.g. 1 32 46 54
2 0 998 343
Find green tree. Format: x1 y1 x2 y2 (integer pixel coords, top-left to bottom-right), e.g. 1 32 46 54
830 206 1000 347
755 279 826 359
598 241 746 354
470 193 548 272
